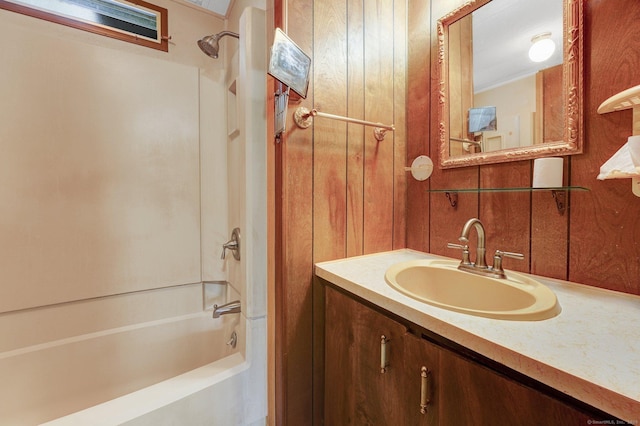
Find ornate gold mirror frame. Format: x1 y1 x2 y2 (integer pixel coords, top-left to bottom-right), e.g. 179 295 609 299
437 0 584 168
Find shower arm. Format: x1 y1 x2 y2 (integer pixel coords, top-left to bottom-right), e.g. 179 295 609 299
216 31 240 40
293 106 395 141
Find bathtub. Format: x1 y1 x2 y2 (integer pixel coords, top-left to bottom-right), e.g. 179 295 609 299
0 282 265 425
44 353 248 426
42 315 266 426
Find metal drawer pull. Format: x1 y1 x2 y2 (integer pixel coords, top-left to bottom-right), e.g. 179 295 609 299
420 366 430 414
380 335 389 373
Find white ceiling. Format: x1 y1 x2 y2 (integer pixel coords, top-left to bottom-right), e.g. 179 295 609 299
184 0 231 17
472 0 563 93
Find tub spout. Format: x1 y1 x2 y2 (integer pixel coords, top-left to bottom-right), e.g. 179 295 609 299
212 300 241 318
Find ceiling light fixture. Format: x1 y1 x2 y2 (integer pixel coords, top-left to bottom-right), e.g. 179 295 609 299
528 32 555 63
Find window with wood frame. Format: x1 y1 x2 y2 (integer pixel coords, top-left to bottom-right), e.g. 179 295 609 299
0 0 169 51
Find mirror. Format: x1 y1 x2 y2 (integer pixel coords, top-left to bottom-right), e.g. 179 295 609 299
437 0 583 168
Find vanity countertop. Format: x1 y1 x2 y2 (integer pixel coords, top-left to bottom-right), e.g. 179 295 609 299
315 249 640 423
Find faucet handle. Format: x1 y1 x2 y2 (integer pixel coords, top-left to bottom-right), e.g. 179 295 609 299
447 243 471 265
220 228 241 261
221 240 238 259
496 250 525 260
493 250 524 273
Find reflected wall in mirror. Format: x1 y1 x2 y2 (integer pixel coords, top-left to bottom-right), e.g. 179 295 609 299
437 0 584 168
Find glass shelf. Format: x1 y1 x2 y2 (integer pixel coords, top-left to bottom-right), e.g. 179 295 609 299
426 186 589 193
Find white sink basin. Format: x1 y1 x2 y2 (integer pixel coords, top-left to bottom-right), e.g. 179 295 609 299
384 259 560 321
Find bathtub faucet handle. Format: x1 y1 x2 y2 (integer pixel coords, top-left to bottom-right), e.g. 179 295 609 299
226 331 238 348
221 228 241 261
221 240 238 259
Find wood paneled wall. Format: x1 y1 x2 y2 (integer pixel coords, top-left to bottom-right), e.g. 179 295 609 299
569 0 640 294
273 0 640 423
273 0 408 423
411 0 640 294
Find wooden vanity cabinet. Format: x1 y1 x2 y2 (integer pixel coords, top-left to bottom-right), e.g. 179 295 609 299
322 284 599 425
324 286 437 425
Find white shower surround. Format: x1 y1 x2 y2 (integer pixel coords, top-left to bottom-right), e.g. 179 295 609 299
28 6 267 425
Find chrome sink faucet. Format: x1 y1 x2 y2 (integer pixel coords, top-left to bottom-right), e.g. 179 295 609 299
448 218 523 279
459 218 487 268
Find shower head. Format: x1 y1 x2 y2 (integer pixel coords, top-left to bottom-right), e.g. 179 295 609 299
197 31 239 59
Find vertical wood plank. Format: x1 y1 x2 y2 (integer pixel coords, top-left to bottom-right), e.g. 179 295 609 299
531 158 568 280
393 0 408 250
280 0 315 423
363 0 395 254
479 162 531 274
535 72 544 145
448 20 464 157
347 0 365 258
447 15 473 155
310 7 349 422
428 171 479 258
542 64 564 143
313 0 348 264
406 0 431 252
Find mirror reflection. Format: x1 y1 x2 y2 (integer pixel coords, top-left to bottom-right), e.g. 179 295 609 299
438 0 583 168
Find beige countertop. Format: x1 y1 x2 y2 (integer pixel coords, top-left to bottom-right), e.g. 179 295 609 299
315 249 640 423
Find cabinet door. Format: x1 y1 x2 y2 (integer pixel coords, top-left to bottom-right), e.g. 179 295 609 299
439 348 590 425
325 287 408 425
401 332 439 426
